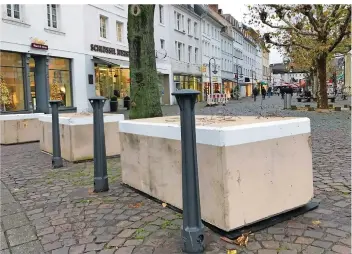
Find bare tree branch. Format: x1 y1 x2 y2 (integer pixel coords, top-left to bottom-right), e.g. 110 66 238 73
299 5 321 33
263 33 314 50
328 6 351 52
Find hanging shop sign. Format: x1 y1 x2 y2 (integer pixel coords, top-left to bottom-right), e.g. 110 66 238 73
90 44 129 57
31 38 48 50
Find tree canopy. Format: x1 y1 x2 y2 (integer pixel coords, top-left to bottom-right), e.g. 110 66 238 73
247 4 351 108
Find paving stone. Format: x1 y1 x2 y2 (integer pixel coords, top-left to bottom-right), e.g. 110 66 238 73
326 228 349 237
99 250 115 254
258 250 277 254
0 232 8 250
115 246 135 254
95 234 114 243
331 244 351 253
312 240 333 249
124 239 143 246
295 237 314 244
6 225 37 246
52 246 70 254
107 238 126 247
37 226 54 236
118 229 136 238
333 201 350 208
10 240 44 254
2 212 29 230
85 243 105 251
339 236 351 246
246 242 262 251
68 245 85 254
304 230 324 239
302 246 324 254
41 233 59 244
261 240 280 249
78 236 96 244
43 241 63 251
0 249 10 254
0 203 22 216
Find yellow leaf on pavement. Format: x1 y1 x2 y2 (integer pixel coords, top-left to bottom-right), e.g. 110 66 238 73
227 250 237 254
312 220 321 225
162 202 167 208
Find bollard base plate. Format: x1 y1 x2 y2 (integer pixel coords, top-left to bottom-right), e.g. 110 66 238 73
182 225 205 253
94 176 109 192
52 157 63 168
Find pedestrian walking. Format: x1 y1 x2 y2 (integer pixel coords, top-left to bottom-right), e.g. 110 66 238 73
261 87 266 99
280 87 285 99
253 87 258 102
267 87 272 98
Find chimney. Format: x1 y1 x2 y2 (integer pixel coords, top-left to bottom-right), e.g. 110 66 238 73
208 4 218 12
218 9 223 15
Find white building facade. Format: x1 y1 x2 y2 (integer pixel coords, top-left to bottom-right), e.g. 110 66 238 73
195 5 222 100
255 45 263 83
242 28 257 96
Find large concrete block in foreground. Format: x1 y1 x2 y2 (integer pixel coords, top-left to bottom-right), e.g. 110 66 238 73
39 113 124 162
119 115 313 232
0 113 44 144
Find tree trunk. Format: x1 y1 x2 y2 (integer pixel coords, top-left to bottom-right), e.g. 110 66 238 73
316 53 328 109
127 5 162 119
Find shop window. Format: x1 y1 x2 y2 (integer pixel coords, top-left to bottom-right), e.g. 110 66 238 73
159 5 164 24
95 66 130 98
0 51 25 112
48 57 72 107
47 4 58 29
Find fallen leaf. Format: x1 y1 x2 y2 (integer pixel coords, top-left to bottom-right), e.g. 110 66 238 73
88 188 94 195
312 220 321 225
227 250 237 254
162 203 167 208
234 232 250 247
128 202 142 208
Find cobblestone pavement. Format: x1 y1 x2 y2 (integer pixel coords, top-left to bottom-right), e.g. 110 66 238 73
0 95 351 254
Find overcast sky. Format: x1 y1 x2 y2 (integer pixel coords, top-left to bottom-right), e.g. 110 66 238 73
218 3 283 64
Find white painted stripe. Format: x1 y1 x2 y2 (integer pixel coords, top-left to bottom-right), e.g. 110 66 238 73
39 114 124 125
119 117 311 147
0 113 44 121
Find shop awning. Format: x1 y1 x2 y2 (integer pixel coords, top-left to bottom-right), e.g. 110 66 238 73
93 56 129 68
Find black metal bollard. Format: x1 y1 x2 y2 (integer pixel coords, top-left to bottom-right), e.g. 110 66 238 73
89 96 109 192
172 89 205 253
49 100 63 168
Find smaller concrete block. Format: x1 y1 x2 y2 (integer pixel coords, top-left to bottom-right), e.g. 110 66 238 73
39 113 124 162
334 107 341 111
0 114 43 144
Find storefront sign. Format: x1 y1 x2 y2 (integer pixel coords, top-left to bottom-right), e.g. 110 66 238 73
31 38 48 50
90 44 129 57
212 77 218 82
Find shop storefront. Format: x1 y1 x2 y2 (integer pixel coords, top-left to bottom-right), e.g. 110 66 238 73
174 74 202 101
0 51 73 113
222 79 234 99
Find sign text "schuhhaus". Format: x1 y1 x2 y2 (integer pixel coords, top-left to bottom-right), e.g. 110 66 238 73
90 44 129 57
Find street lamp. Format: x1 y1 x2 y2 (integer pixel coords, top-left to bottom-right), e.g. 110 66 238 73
234 65 243 100
208 57 217 103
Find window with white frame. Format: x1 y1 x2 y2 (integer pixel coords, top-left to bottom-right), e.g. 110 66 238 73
194 22 198 38
187 19 191 35
175 41 183 61
195 47 198 63
160 39 165 49
159 5 164 24
202 20 205 33
100 15 108 38
116 22 123 42
212 27 214 38
174 12 184 31
188 46 192 63
47 4 58 28
6 4 21 19
207 24 210 35
212 45 214 56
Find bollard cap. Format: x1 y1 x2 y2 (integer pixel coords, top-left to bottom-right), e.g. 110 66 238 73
49 100 61 104
88 96 107 101
172 89 200 97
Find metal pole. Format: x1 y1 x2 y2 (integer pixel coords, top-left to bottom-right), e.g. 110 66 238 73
171 89 205 254
89 96 109 192
49 100 63 169
208 59 212 103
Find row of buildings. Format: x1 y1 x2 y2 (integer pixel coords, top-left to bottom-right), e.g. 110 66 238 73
0 4 271 113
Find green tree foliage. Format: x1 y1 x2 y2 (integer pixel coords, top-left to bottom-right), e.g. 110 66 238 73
247 4 351 108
